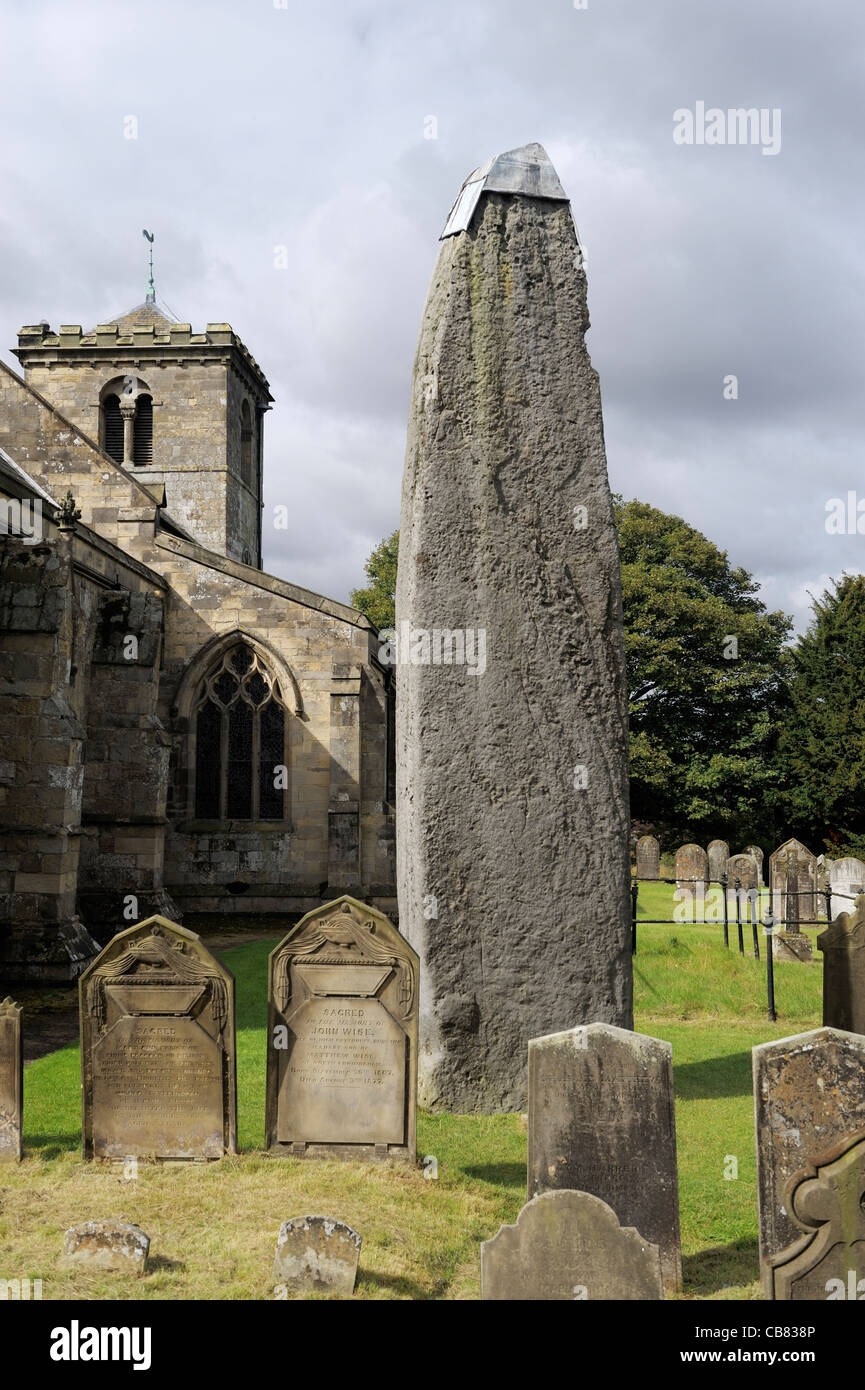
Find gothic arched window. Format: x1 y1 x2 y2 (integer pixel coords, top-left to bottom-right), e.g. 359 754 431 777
194 643 287 820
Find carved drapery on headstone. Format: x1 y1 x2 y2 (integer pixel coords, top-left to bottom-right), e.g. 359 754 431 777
0 997 22 1162
266 896 418 1162
767 1135 865 1300
80 915 237 1160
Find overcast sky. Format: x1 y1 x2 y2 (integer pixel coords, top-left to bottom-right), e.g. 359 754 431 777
2 0 862 632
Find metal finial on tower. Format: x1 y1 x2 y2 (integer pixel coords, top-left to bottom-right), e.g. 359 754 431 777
142 229 155 303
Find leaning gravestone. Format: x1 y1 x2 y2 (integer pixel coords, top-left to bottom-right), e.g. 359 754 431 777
527 1022 681 1293
753 1026 865 1294
0 998 22 1162
769 837 816 925
266 896 418 1162
818 898 865 1035
395 142 632 1112
745 845 764 887
80 915 237 1160
707 840 729 882
635 835 660 880
481 1190 664 1301
272 1216 362 1297
726 853 758 893
675 844 708 893
829 857 865 919
766 1137 865 1300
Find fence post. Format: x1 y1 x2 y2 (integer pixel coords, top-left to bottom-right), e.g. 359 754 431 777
735 878 744 955
764 911 776 1021
824 884 832 922
722 871 729 948
631 880 638 956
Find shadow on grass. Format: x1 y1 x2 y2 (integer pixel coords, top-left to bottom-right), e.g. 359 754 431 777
463 1162 525 1190
674 1051 753 1100
356 1269 437 1299
683 1237 760 1296
23 1133 80 1158
147 1254 188 1274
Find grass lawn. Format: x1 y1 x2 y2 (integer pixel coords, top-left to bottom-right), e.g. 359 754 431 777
0 886 826 1299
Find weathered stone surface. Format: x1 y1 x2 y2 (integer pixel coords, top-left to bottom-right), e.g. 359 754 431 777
744 845 764 887
818 897 865 1034
272 1216 361 1297
481 1190 664 1301
80 915 237 1160
675 843 708 891
527 1022 681 1293
707 840 729 882
62 1219 149 1275
766 1135 865 1300
0 997 22 1161
635 835 659 880
771 846 813 962
753 1026 865 1289
769 837 817 926
726 853 758 892
395 144 631 1112
266 896 418 1162
828 857 865 919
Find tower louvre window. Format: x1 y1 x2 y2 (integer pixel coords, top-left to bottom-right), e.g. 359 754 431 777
240 399 253 488
194 642 287 820
103 394 123 463
133 394 153 466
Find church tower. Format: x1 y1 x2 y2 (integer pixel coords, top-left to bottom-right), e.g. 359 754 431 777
13 296 272 566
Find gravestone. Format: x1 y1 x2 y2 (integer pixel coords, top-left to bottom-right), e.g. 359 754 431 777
769 837 816 925
62 1220 150 1275
0 997 22 1162
707 840 729 882
829 857 865 919
675 844 708 892
635 835 659 880
481 1190 664 1301
726 853 758 893
772 848 813 963
266 896 418 1162
272 1216 361 1297
818 897 865 1034
395 142 632 1111
753 1026 865 1293
766 1136 865 1300
80 915 237 1161
527 1022 681 1293
744 845 764 887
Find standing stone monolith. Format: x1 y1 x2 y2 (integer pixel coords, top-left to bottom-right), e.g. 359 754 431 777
828 857 865 919
635 835 660 880
707 840 729 882
80 915 237 1161
527 1022 681 1293
745 845 764 887
753 1026 865 1293
481 1190 663 1301
395 142 631 1112
0 997 22 1162
818 897 865 1034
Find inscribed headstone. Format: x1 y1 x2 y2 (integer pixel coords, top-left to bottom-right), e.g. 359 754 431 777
707 840 729 882
272 1216 361 1297
829 857 865 920
675 844 708 892
635 835 660 880
0 997 22 1162
726 853 758 892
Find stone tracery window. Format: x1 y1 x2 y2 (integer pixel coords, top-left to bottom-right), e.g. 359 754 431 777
194 643 287 820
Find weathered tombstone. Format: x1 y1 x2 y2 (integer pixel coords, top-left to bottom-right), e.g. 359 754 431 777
753 1026 865 1294
818 897 865 1034
481 1190 664 1301
272 1216 361 1297
726 853 758 893
395 142 632 1111
675 843 708 892
707 839 729 882
829 857 865 919
635 835 660 880
0 997 22 1162
772 848 813 963
769 837 817 925
745 844 764 887
62 1220 150 1275
266 896 418 1162
766 1137 865 1300
527 1022 681 1293
80 915 237 1161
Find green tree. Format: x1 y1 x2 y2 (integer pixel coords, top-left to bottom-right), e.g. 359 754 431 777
616 497 792 844
350 528 398 629
777 574 865 856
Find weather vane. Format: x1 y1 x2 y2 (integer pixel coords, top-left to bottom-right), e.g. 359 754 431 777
142 229 155 303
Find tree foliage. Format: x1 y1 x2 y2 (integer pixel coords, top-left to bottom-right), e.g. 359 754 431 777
350 528 398 630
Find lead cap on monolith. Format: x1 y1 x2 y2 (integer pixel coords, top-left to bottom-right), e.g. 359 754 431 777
396 142 632 1113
